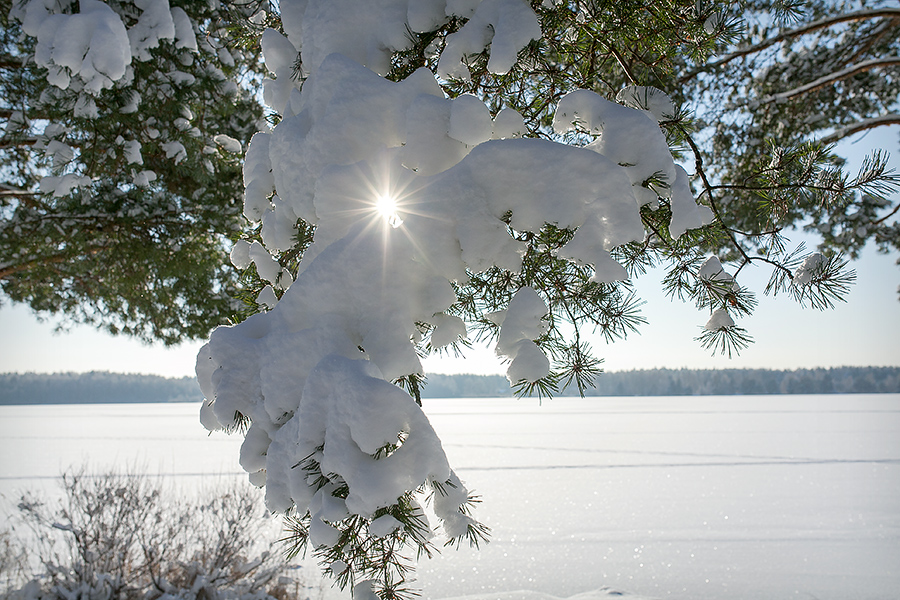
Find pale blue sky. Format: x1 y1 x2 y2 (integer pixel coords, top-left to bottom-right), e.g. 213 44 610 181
1 130 898 378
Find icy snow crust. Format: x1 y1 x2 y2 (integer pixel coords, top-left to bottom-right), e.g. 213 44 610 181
197 0 716 565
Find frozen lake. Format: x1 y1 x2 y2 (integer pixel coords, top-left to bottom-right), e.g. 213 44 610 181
1 395 898 599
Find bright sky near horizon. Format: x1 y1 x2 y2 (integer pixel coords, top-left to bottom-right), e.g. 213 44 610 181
2 131 899 379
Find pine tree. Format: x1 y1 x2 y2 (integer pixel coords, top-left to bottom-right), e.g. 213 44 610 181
0 0 268 343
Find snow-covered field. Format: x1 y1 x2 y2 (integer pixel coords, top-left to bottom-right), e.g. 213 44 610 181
1 394 897 599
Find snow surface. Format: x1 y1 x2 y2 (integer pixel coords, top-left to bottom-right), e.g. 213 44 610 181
5 396 897 600
442 591 655 600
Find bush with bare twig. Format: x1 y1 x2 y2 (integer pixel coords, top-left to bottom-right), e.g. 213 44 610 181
0 470 322 600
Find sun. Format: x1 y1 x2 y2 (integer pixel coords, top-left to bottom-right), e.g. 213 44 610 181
375 193 403 228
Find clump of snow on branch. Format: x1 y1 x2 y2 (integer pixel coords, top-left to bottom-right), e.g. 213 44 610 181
26 0 131 93
616 85 676 122
194 0 715 590
18 0 193 94
10 0 211 198
669 165 715 238
704 307 735 330
793 252 826 287
699 256 732 282
494 287 551 384
437 0 542 80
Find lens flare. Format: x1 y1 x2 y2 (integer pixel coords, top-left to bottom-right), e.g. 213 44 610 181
375 194 403 228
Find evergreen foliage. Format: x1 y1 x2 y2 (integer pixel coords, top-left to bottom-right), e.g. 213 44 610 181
0 0 896 352
220 0 899 401
0 0 267 343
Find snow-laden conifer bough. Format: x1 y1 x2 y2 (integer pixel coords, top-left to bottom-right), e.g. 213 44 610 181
195 1 716 595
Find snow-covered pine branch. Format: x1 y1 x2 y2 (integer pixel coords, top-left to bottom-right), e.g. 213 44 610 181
196 1 727 597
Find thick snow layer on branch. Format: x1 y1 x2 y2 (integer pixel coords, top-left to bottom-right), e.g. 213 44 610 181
279 0 539 78
201 8 699 555
170 6 196 50
262 54 644 283
294 355 451 516
21 0 195 92
407 0 450 32
282 0 415 75
198 226 477 533
449 94 494 146
553 89 677 206
248 241 281 285
31 0 132 93
437 0 541 80
261 30 300 114
128 0 176 62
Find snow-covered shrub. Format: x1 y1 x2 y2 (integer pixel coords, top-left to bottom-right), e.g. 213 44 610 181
0 470 317 600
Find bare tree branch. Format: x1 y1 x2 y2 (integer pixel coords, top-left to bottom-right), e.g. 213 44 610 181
758 57 900 104
678 8 900 84
0 183 38 197
0 138 38 149
819 114 900 144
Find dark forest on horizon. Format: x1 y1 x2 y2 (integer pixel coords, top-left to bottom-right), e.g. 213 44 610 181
1 366 898 405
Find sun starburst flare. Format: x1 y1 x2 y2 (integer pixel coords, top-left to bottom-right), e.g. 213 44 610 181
375 193 403 228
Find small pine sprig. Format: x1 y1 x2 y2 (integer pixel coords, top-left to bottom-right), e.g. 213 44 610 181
558 339 604 397
695 319 754 358
280 440 491 600
765 244 857 309
789 252 857 310
512 371 561 401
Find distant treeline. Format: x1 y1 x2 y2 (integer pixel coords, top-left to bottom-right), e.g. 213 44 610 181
422 366 900 397
1 366 898 405
563 366 900 397
0 371 201 405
